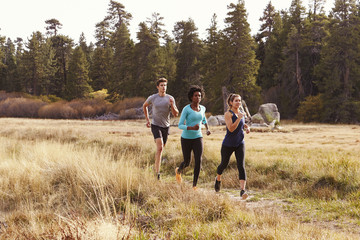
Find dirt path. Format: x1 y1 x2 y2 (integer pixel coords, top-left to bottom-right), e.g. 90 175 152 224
220 189 360 237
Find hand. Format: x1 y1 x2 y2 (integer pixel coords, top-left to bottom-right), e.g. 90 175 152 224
169 97 174 106
245 127 250 134
206 130 211 136
146 121 151 128
189 124 199 130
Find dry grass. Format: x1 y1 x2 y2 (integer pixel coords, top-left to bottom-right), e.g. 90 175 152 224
0 118 359 239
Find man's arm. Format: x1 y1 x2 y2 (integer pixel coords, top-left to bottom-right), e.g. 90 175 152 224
170 97 179 117
143 101 151 128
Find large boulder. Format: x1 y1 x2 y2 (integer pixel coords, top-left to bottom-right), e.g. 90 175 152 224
207 115 226 126
252 103 280 125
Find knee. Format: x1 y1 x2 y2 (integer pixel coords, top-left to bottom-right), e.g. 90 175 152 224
157 145 163 153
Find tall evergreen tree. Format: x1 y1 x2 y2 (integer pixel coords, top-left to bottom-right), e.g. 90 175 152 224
256 1 281 90
0 35 7 90
133 21 162 97
21 32 56 95
276 0 307 117
159 36 177 86
103 1 134 100
49 35 74 97
300 0 329 96
3 38 21 92
91 20 113 91
316 0 360 122
66 46 92 99
201 14 222 113
172 19 203 107
219 0 260 112
45 18 62 37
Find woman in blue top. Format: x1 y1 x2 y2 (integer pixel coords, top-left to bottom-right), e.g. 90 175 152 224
175 85 211 189
214 93 250 199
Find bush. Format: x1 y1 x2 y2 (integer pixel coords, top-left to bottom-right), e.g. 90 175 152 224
296 94 324 122
109 97 145 114
89 89 109 100
0 98 47 118
38 101 78 119
38 99 109 119
39 95 62 103
0 91 28 101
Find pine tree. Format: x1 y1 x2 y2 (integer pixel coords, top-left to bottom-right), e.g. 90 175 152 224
2 38 17 92
219 0 260 112
201 14 223 113
315 0 360 122
0 35 7 90
103 1 134 100
91 20 113 91
49 35 74 97
45 19 62 37
90 46 112 91
20 32 56 95
133 21 162 97
172 19 203 107
66 46 92 99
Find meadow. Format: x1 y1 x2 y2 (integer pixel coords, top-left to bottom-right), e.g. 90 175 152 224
0 118 359 239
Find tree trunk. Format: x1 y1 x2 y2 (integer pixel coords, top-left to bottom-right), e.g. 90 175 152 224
344 66 350 99
222 86 230 113
296 49 304 98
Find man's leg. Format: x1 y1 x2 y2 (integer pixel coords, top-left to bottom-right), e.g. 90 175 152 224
154 138 164 175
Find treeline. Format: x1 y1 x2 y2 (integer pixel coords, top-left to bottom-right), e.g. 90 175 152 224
0 0 359 123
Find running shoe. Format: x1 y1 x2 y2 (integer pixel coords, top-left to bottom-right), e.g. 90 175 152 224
157 173 160 180
214 178 221 192
240 189 248 200
175 167 182 183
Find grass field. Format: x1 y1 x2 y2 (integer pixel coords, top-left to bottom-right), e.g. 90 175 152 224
0 118 359 239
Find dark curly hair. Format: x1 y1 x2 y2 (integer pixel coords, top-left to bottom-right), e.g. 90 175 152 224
187 85 205 102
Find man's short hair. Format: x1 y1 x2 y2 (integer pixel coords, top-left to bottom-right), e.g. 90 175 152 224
156 78 168 86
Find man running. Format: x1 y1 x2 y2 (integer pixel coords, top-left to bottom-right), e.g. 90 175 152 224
143 78 179 180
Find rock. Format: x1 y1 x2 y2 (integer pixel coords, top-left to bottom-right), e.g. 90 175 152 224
251 113 265 124
207 116 219 126
258 103 280 125
216 115 226 125
89 112 120 120
207 115 226 126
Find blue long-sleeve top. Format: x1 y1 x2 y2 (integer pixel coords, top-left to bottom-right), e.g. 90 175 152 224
178 104 207 139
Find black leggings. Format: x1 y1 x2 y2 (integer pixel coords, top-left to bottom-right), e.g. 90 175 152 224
217 143 246 180
178 137 203 187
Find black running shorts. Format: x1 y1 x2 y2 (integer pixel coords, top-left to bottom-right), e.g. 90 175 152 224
151 124 170 145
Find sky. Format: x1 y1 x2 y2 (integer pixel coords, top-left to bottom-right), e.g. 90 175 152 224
0 0 335 44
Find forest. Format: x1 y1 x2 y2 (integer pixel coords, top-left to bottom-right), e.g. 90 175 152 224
0 0 359 123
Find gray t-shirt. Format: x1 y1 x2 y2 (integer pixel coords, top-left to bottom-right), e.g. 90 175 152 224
146 93 175 128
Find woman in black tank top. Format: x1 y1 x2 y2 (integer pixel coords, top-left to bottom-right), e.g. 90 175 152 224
214 93 250 199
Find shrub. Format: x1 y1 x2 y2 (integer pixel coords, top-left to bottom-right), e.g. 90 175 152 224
109 97 145 114
38 99 109 119
38 101 78 119
0 91 27 101
68 99 108 118
39 95 62 103
89 89 109 100
0 98 47 118
296 94 324 122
